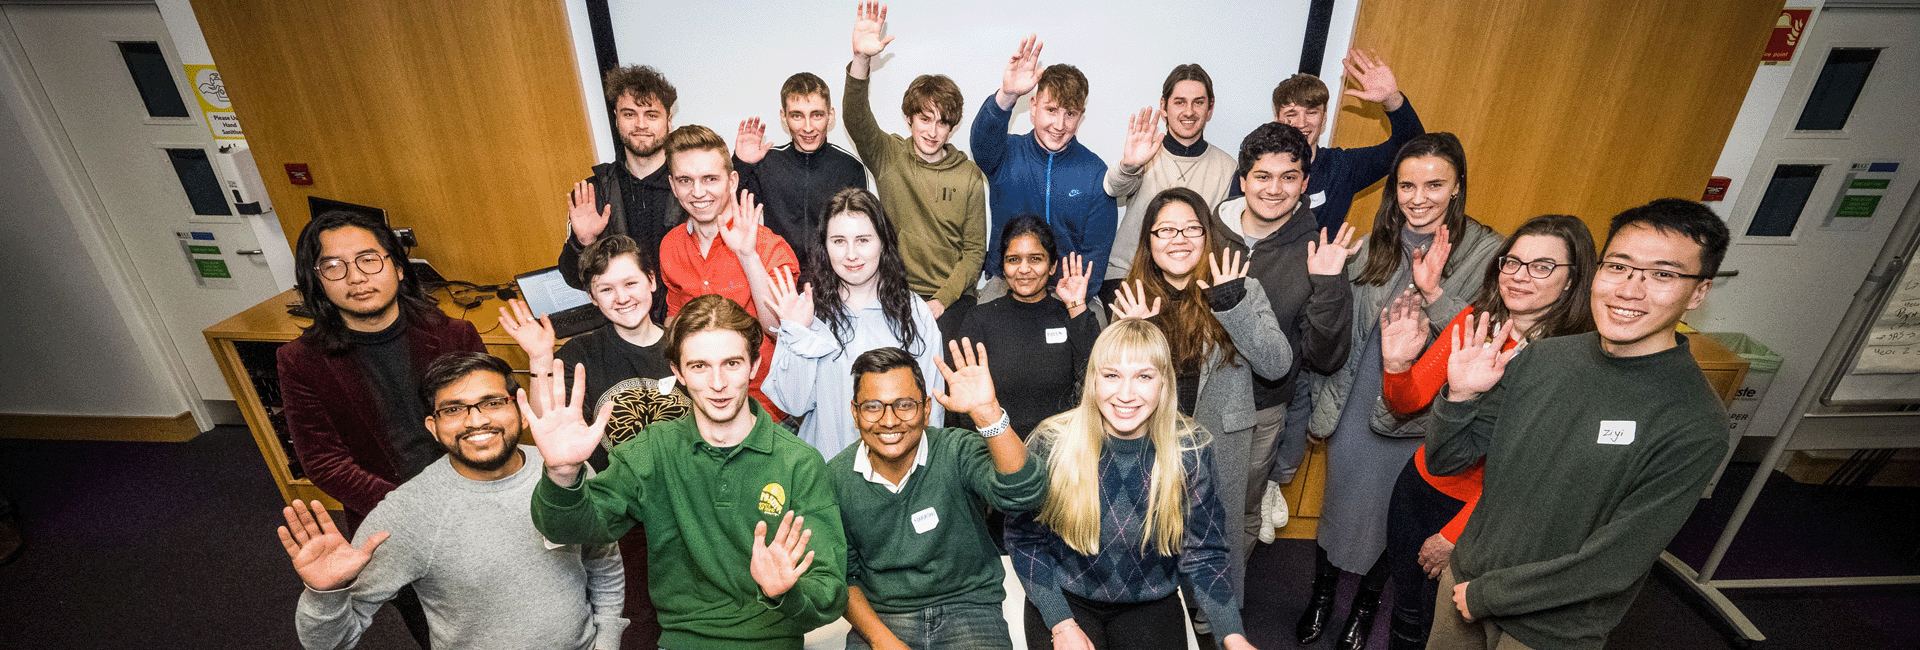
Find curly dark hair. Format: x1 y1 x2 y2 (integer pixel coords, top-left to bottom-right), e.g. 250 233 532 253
603 64 676 110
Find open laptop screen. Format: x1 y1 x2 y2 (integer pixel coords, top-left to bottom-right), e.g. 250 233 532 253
514 267 593 318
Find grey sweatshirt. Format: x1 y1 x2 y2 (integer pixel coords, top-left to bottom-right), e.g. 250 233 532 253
296 446 627 650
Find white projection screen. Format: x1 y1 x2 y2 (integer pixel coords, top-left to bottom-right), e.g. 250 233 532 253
570 0 1324 167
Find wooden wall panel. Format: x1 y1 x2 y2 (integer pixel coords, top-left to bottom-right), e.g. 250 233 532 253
190 0 592 284
1330 0 1783 243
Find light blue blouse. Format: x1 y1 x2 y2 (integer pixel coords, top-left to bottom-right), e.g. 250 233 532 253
765 296 945 458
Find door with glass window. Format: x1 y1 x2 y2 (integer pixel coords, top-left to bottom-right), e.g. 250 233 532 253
6 3 282 403
1691 5 1920 439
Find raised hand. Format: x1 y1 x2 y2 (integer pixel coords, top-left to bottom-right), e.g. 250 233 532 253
1379 287 1431 374
1119 107 1164 171
1199 249 1250 290
1411 223 1452 303
518 358 615 487
1110 279 1162 321
718 189 763 256
735 117 772 165
997 34 1044 106
499 299 557 359
1305 223 1360 276
278 499 387 591
1418 532 1455 579
935 338 1001 422
1052 252 1092 312
568 180 612 247
769 265 815 330
1444 311 1520 402
851 1 893 58
750 511 816 599
1342 48 1404 110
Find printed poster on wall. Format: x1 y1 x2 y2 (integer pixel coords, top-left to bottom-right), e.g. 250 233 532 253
184 64 244 140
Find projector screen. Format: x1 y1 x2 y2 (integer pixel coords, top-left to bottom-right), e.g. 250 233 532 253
566 0 1353 167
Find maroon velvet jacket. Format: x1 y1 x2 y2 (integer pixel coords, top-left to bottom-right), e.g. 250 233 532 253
275 311 484 515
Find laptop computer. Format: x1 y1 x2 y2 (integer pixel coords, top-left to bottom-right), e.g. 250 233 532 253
513 266 607 339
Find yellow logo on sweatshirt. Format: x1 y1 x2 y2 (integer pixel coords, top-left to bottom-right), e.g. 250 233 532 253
758 483 786 515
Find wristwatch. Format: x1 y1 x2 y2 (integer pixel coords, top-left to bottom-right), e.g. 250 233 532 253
976 410 1012 438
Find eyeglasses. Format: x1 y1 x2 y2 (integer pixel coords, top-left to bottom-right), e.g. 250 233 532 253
1150 224 1207 240
854 398 925 423
432 396 514 420
1594 261 1710 287
315 252 389 281
1498 256 1567 279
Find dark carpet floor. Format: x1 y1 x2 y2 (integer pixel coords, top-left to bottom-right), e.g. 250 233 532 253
0 426 1914 649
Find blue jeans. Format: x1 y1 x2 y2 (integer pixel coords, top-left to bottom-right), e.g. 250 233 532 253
845 602 1013 650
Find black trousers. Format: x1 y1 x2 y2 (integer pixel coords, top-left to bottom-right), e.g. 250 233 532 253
1023 591 1186 650
1384 456 1468 647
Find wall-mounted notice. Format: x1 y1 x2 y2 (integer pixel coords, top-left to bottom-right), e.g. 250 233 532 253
1822 161 1898 232
178 231 237 290
1763 8 1813 65
1853 254 1920 374
183 64 243 140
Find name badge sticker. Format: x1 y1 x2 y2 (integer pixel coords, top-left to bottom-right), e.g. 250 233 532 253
911 507 939 534
1045 327 1068 344
1597 420 1637 445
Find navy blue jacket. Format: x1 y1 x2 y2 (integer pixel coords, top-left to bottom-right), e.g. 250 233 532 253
969 96 1115 302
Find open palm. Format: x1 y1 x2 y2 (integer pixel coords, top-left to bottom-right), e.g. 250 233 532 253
278 500 387 592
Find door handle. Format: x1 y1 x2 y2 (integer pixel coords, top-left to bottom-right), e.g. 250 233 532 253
236 249 264 255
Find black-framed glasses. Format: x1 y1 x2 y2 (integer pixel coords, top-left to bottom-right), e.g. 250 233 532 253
854 398 925 423
1594 261 1710 287
432 396 513 420
315 252 389 281
1150 224 1207 240
1498 256 1567 279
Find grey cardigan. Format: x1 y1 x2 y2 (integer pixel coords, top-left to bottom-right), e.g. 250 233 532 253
1308 219 1503 438
1189 276 1292 602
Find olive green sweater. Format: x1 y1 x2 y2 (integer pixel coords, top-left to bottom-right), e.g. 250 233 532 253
531 404 847 650
1427 332 1726 649
843 72 989 305
828 427 1047 613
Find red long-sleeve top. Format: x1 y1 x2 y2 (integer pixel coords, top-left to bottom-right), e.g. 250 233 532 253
1381 307 1513 542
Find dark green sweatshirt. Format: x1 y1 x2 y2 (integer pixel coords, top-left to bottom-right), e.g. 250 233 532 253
1427 332 1726 650
828 427 1047 613
530 404 847 650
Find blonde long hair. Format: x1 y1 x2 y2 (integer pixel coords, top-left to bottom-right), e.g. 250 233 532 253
1033 319 1207 556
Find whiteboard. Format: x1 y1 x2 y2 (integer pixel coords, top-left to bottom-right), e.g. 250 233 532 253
596 0 1314 168
1830 249 1920 404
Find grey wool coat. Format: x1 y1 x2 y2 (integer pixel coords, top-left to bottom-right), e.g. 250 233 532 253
1308 218 1503 572
1185 276 1292 601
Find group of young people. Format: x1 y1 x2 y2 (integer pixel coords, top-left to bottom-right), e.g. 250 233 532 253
269 4 1735 650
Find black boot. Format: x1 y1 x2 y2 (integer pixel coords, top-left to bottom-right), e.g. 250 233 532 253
1336 586 1383 650
1387 611 1427 650
1296 568 1340 644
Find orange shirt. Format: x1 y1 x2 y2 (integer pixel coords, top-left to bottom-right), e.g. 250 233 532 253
658 221 798 419
1383 307 1512 542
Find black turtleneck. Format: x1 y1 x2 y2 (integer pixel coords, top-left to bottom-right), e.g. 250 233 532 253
1163 134 1209 158
348 310 441 481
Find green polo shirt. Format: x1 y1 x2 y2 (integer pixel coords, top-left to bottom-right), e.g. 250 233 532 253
531 404 847 650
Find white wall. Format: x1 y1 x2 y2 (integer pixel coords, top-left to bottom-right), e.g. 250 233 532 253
570 0 1345 165
1708 1 1827 217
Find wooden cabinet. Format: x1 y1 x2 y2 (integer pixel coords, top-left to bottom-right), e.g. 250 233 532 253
1273 332 1748 540
204 289 532 508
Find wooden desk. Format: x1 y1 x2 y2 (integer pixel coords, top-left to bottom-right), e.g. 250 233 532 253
204 288 533 508
1271 331 1749 540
